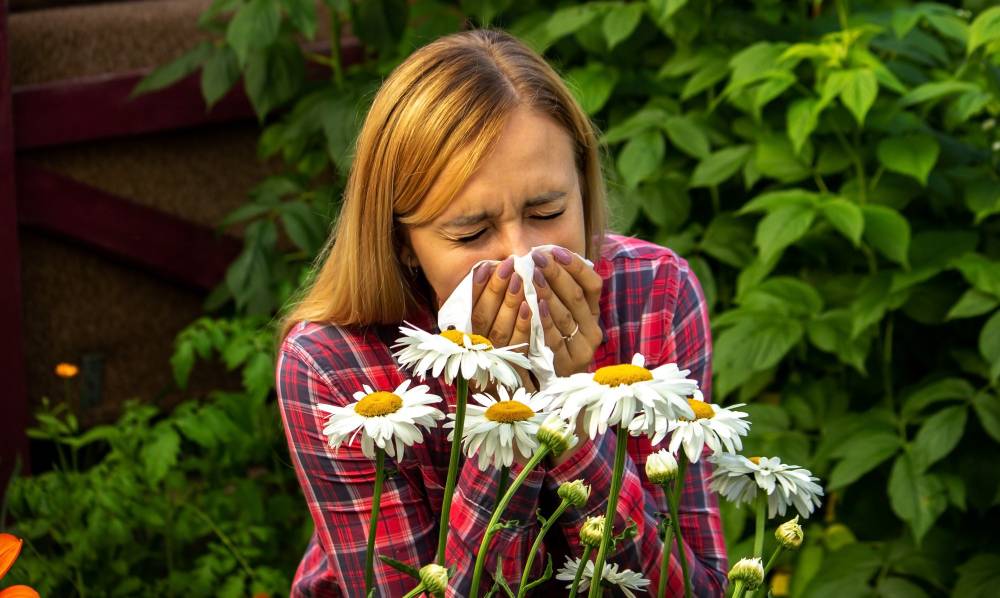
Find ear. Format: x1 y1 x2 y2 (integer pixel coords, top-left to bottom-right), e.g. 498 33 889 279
397 228 419 267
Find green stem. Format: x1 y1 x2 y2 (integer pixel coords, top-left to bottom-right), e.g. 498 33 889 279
753 495 767 558
568 546 594 598
657 486 676 598
401 583 426 598
587 431 629 598
364 448 386 595
668 455 692 598
748 546 784 598
329 9 344 88
835 0 849 30
470 447 551 597
191 505 256 581
496 465 510 510
732 580 746 598
517 499 571 596
436 377 468 563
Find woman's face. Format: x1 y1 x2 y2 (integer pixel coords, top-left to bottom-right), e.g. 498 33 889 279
402 106 587 307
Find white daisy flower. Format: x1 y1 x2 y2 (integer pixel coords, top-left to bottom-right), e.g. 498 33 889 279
443 386 550 469
555 556 650 598
666 399 750 462
709 454 824 518
316 379 445 459
543 353 699 441
393 323 530 389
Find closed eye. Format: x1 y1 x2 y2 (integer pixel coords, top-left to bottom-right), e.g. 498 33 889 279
532 210 565 220
451 229 488 244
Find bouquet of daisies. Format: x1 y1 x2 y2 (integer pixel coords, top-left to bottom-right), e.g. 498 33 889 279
315 318 824 597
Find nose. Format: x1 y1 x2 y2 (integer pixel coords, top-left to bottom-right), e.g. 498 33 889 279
496 222 533 259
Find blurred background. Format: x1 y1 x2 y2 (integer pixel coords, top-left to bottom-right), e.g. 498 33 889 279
1 0 999 595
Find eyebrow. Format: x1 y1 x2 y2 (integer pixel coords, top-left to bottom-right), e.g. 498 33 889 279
442 191 566 228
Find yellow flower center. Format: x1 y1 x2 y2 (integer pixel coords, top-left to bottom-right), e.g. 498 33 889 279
354 392 403 417
592 364 652 386
749 456 762 465
440 329 493 348
484 400 535 423
687 399 715 420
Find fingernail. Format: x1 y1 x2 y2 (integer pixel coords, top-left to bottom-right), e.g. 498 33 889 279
532 268 547 288
539 298 550 318
474 264 493 283
531 251 548 268
518 302 530 319
497 258 514 279
553 247 572 265
509 273 522 294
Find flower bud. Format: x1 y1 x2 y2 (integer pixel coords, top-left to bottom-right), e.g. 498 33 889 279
419 564 449 597
645 449 678 484
579 515 605 547
558 480 591 507
538 413 578 457
728 557 764 590
775 516 804 549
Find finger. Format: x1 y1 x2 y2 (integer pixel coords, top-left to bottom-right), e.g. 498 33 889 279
487 273 524 348
534 250 602 345
471 262 496 305
508 301 532 356
551 247 603 317
471 258 514 337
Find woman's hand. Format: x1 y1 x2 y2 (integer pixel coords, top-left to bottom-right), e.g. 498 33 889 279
530 247 603 377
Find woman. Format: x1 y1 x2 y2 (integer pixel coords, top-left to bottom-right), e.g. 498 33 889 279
276 29 727 597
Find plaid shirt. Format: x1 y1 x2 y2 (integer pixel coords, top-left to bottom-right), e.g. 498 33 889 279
276 234 729 597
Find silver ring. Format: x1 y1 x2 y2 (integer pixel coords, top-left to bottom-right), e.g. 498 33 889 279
562 322 580 342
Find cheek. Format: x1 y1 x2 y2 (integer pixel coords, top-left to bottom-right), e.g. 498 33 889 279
421 252 483 305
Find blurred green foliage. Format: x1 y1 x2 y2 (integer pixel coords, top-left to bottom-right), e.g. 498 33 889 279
5 0 1000 596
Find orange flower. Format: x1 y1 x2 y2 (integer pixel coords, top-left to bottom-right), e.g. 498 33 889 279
55 363 79 378
0 533 39 598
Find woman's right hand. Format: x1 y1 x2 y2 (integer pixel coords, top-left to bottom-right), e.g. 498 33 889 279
470 258 535 390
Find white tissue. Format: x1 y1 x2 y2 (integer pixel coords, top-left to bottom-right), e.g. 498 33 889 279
437 245 594 390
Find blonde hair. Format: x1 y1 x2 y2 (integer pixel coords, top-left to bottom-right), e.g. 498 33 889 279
278 29 607 342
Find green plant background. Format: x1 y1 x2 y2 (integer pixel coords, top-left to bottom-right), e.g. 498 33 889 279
4 0 1000 596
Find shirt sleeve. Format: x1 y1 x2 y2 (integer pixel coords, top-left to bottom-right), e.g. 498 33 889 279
278 338 548 597
277 343 438 597
541 257 728 597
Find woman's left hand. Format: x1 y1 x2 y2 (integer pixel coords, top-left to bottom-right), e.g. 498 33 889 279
530 246 603 376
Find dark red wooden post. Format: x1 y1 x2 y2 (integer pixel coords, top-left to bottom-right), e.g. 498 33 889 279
0 0 31 490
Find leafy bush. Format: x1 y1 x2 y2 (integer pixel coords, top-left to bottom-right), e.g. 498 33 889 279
7 0 1000 596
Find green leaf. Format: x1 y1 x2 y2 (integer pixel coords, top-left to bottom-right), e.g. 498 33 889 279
602 107 669 144
681 57 729 100
754 134 811 183
352 0 409 57
738 189 818 215
755 203 816 263
964 178 1000 225
699 214 754 268
827 69 878 125
142 424 181 485
567 63 618 115
861 205 911 266
201 46 241 108
828 427 901 489
739 277 823 318
887 452 947 544
279 202 327 254
786 97 820 154
171 340 196 389
647 0 688 28
968 6 1000 55
911 405 967 471
806 309 873 374
952 253 1000 298
901 377 975 420
225 0 281 67
972 392 1000 443
243 351 275 400
899 80 981 107
946 289 999 320
714 313 804 373
617 130 664 188
876 134 940 186
131 42 213 97
878 577 929 598
954 554 1000 598
819 198 863 246
545 4 602 43
602 3 643 49
244 42 305 119
283 0 318 39
639 175 690 231
980 309 1000 382
661 115 709 159
689 145 751 187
